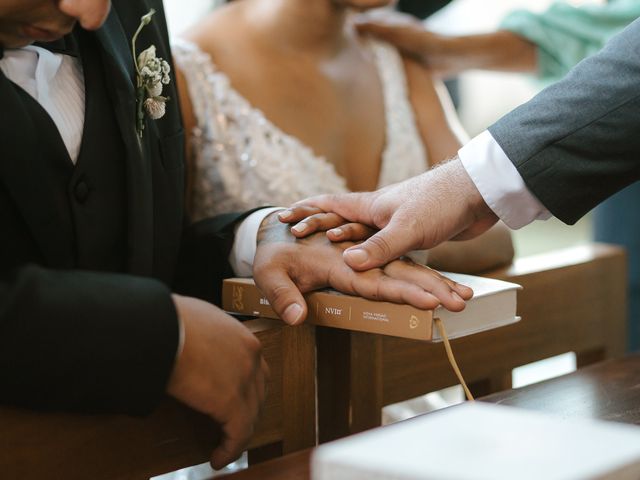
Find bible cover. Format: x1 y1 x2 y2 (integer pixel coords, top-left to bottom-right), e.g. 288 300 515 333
222 273 521 341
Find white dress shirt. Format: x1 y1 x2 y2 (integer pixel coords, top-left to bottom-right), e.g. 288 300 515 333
0 47 85 162
458 130 551 229
0 46 267 276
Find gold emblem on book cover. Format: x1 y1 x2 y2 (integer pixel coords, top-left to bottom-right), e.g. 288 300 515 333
232 285 245 311
409 315 420 329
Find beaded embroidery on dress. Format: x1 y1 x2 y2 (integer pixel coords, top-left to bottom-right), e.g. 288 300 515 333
173 38 428 221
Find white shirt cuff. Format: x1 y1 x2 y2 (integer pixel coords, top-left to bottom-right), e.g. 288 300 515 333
229 207 284 277
458 130 551 229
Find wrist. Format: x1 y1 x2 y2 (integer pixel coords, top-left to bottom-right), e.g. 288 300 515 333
433 157 496 231
257 210 289 244
452 157 496 223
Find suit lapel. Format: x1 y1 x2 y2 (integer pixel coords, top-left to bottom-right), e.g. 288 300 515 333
0 74 75 268
94 9 154 275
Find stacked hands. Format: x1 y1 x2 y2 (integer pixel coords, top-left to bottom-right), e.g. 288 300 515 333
253 206 474 327
256 158 499 326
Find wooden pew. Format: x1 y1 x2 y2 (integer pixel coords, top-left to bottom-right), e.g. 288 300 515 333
317 244 627 441
0 319 316 480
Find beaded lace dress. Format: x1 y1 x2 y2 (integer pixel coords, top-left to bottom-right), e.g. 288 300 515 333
173 38 428 221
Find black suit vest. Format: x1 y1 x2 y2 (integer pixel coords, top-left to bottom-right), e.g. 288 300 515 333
9 31 128 272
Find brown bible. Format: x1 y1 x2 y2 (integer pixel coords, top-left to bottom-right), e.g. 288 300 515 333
223 273 521 341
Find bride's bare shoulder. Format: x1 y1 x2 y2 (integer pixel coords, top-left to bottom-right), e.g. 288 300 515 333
181 2 249 59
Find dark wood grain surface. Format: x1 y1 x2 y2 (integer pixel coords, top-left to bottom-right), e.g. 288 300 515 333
480 353 640 425
223 354 640 479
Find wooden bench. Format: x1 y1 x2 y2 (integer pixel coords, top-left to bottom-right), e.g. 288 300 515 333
0 319 316 480
317 244 627 441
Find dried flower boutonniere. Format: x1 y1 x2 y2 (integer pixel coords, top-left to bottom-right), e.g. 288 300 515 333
131 8 171 137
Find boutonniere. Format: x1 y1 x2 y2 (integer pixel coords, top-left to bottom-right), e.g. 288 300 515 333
131 9 171 137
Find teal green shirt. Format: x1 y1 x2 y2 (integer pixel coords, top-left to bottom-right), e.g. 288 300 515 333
500 0 640 80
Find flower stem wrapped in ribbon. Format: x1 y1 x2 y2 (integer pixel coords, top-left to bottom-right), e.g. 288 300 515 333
131 9 171 137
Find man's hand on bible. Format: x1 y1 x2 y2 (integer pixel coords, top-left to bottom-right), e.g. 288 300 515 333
167 295 269 470
252 211 473 326
279 158 499 271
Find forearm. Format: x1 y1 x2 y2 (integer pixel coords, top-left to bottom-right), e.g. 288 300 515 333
356 15 536 78
430 31 537 77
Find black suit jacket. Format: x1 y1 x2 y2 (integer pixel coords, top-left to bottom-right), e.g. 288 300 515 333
0 0 248 415
489 18 640 225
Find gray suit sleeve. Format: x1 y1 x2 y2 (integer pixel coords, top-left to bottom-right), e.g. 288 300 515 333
489 18 640 225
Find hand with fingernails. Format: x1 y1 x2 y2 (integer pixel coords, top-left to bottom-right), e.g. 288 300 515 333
253 206 474 326
279 158 498 274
